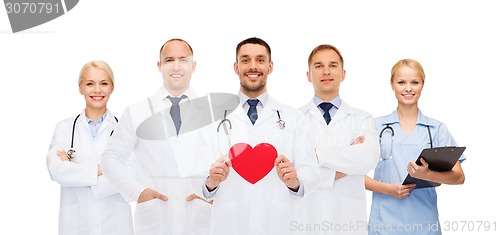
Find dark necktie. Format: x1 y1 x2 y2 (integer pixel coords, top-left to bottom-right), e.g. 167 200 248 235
319 102 334 125
247 99 259 125
167 95 187 135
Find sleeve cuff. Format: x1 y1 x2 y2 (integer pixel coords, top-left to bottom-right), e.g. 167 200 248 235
202 184 219 199
288 179 305 198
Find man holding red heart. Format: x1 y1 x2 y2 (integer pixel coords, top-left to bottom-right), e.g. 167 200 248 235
202 37 321 235
295 44 380 235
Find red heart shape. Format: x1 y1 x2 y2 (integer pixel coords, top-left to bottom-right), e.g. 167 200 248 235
228 143 278 184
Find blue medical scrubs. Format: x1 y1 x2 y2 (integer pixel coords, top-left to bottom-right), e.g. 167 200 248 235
368 109 465 235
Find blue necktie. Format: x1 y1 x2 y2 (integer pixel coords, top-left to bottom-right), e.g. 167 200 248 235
167 95 187 135
247 99 259 125
319 102 334 125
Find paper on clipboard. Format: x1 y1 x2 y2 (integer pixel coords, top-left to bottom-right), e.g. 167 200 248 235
402 146 466 188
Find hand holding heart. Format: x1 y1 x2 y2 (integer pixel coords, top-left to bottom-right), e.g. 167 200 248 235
205 149 300 191
206 155 231 191
275 155 300 191
206 142 300 191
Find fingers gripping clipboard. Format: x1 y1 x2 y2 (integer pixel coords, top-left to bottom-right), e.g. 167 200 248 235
402 146 466 188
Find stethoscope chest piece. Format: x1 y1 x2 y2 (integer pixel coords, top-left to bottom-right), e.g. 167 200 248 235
277 119 285 129
67 149 76 159
276 110 285 129
66 113 118 160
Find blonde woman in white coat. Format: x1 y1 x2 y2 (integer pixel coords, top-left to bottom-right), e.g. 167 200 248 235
295 45 379 235
46 60 133 235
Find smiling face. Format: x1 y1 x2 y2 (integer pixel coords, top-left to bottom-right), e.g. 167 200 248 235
391 65 424 107
79 66 114 112
307 48 345 101
234 43 273 98
157 39 196 96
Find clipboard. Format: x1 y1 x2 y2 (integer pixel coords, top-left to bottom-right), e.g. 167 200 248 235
402 146 466 188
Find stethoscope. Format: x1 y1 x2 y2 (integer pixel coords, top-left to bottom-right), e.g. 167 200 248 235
379 123 433 161
67 114 118 159
216 109 285 155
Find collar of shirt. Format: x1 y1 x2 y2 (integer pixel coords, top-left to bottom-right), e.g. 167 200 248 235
383 108 436 128
238 91 269 113
160 86 196 104
146 86 197 115
313 95 341 116
86 110 108 138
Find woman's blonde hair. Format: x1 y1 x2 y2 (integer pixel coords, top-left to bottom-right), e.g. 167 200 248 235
78 60 114 86
390 59 425 83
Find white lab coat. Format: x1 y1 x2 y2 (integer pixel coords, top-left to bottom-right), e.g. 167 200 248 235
294 100 379 235
46 109 133 235
101 87 214 235
205 95 320 235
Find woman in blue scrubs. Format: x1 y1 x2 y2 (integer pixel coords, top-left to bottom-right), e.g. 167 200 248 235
365 59 465 235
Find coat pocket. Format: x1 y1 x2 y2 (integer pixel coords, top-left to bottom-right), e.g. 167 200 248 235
269 199 296 234
134 198 163 235
211 201 238 234
188 198 213 234
59 203 78 234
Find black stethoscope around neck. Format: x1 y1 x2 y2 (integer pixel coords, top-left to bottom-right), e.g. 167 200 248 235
378 123 433 161
216 109 285 155
67 114 118 159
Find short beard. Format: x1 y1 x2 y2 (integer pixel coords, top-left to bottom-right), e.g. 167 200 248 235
241 80 266 94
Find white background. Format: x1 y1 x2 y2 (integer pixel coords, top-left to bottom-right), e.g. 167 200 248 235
1 0 498 234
